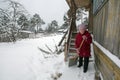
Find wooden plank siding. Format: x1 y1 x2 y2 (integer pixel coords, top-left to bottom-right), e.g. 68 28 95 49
93 0 108 47
93 44 120 80
104 0 120 57
93 0 120 58
93 0 120 80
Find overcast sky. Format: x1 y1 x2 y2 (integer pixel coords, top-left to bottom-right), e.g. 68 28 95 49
17 0 69 25
0 0 69 25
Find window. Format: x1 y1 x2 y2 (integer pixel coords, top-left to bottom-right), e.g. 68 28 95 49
93 0 108 14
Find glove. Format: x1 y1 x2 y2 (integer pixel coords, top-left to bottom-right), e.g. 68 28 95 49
82 35 87 40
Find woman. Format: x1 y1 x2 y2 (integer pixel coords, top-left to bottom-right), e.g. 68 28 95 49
75 24 92 73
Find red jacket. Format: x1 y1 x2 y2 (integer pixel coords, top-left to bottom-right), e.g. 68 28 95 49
75 31 92 57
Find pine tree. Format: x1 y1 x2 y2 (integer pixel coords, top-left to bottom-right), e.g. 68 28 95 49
30 13 45 33
17 14 29 30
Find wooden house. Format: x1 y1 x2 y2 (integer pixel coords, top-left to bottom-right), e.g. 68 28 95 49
65 0 120 80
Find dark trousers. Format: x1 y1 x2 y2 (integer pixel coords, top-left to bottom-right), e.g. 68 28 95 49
78 56 89 71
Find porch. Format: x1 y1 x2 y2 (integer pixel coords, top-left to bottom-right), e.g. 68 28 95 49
63 0 120 80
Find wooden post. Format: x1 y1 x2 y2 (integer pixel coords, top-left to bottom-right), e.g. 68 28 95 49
88 1 93 33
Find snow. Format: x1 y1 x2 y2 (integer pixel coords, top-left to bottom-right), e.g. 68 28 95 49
19 30 34 33
93 41 120 68
58 62 95 80
0 34 95 80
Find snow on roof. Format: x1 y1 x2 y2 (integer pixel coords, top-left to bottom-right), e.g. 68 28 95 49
58 29 67 32
19 30 34 33
93 40 120 68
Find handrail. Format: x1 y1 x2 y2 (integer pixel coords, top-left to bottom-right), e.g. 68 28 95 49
58 29 68 46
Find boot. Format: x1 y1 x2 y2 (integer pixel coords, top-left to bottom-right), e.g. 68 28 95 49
77 57 83 68
83 57 89 73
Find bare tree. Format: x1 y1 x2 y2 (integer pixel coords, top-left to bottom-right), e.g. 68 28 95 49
7 0 28 41
60 13 70 29
76 8 87 23
0 0 28 42
0 8 13 42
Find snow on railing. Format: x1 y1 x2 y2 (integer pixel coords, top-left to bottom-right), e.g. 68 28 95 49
93 40 120 68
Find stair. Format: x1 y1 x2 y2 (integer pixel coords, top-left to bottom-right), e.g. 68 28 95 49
68 32 78 67
68 32 77 56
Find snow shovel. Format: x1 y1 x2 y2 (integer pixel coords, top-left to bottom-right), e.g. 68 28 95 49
68 39 84 67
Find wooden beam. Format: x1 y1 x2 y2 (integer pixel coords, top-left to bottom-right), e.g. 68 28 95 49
66 0 71 7
66 0 91 10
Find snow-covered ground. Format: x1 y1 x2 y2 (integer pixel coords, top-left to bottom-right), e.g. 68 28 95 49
0 34 95 80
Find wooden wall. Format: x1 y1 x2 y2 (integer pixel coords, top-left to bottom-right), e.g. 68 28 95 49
94 44 120 80
88 1 93 34
93 0 120 80
93 0 120 58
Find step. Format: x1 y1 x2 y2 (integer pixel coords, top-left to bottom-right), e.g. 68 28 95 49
69 49 76 53
69 45 75 48
70 39 75 43
72 32 78 34
71 38 75 41
69 47 76 50
68 52 77 56
69 48 76 53
70 32 77 38
70 42 75 46
71 32 77 38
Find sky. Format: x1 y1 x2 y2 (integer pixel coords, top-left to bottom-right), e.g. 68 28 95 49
0 0 69 25
17 0 69 25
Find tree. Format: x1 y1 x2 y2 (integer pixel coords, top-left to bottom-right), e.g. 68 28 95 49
46 23 53 33
59 13 69 29
51 20 58 30
0 0 46 42
0 8 14 42
0 0 28 42
17 14 29 30
76 8 87 23
60 22 68 29
7 0 27 41
46 20 58 33
30 13 45 33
